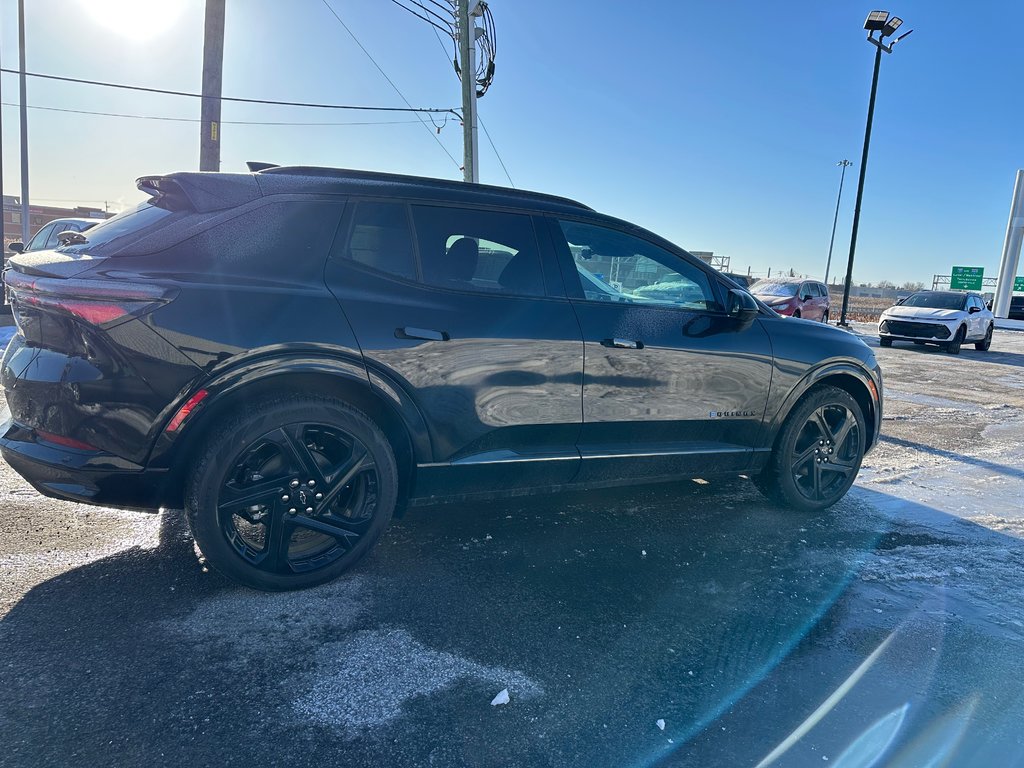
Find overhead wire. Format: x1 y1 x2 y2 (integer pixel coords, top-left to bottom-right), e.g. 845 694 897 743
384 0 455 38
0 101 430 127
0 68 457 116
319 0 461 168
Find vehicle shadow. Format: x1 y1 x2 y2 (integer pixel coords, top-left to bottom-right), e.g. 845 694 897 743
878 434 1024 481
2 482 1024 767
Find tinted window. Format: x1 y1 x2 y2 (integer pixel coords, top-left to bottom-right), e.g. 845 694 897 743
411 206 545 297
66 202 179 252
819 283 830 297
558 220 716 310
342 201 416 280
902 292 967 310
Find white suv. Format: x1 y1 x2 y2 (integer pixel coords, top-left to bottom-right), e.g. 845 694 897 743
878 290 993 354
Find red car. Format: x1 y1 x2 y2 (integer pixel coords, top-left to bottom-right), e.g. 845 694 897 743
751 279 831 322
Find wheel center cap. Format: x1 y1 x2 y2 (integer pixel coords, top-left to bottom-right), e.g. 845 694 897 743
297 489 310 506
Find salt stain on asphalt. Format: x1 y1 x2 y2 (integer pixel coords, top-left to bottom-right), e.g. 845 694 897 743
166 576 542 730
293 627 542 728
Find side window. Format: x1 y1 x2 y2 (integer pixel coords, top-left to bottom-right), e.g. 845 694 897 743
25 223 55 251
411 206 545 297
556 219 716 311
45 222 73 249
341 202 416 280
819 283 830 297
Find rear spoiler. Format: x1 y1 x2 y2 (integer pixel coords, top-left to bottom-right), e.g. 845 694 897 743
136 172 262 212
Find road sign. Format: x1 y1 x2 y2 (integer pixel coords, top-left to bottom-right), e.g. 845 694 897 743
1015 276 1024 293
950 266 984 291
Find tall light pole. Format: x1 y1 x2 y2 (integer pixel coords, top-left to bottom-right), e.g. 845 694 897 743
838 11 913 327
824 159 853 286
18 0 30 243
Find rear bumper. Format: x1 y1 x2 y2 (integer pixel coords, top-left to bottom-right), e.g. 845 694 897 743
0 415 168 511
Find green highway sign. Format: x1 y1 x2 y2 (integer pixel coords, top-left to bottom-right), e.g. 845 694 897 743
1015 276 1024 292
950 266 984 291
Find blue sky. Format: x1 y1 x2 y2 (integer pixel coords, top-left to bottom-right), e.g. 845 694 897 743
1 0 1022 285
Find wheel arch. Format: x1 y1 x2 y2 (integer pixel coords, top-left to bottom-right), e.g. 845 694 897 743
767 363 880 453
151 359 430 512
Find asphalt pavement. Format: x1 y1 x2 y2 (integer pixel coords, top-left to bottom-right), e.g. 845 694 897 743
2 323 1024 767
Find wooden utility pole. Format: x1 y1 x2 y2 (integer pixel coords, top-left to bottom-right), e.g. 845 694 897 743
199 0 226 172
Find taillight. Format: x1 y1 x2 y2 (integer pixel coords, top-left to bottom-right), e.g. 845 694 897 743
3 272 175 327
36 429 98 452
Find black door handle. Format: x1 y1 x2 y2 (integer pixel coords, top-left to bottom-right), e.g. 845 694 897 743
396 327 449 342
601 338 643 349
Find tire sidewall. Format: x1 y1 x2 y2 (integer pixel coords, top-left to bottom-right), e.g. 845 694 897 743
768 387 866 512
187 397 398 591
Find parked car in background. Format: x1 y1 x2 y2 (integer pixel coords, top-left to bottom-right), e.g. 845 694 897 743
6 217 100 254
1008 295 1024 320
751 279 831 322
722 272 753 288
1 166 881 591
878 290 993 353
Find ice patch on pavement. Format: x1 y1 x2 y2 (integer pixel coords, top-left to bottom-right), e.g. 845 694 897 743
293 627 541 728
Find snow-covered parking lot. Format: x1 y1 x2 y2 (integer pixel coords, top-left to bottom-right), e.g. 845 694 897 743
1 323 1024 767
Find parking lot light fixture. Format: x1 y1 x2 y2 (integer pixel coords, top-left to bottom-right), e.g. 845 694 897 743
863 10 890 32
838 11 912 327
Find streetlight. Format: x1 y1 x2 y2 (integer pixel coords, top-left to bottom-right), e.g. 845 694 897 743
824 160 853 287
838 11 913 327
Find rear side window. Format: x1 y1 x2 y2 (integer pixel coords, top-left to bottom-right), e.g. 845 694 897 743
819 283 829 296
411 206 545 297
341 202 417 280
61 202 181 254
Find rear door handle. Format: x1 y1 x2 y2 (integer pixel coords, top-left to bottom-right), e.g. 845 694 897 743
396 327 449 342
602 338 643 349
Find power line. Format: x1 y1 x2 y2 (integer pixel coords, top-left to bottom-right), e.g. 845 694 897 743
0 101 431 127
320 0 460 168
478 115 513 188
385 0 454 36
0 67 458 115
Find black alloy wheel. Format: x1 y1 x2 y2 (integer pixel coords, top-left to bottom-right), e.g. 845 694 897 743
753 385 866 512
975 324 993 351
186 396 397 591
822 310 830 324
946 325 966 354
879 337 892 347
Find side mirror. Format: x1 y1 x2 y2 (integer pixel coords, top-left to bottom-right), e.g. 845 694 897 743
727 288 758 331
7 242 24 253
968 305 981 314
800 292 812 301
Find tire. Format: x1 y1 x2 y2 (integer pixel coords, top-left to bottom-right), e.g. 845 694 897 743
945 325 966 354
793 310 801 319
879 337 892 347
821 310 830 324
186 395 398 591
753 385 866 512
975 324 993 351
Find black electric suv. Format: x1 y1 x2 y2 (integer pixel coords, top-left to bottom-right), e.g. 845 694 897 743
0 166 882 590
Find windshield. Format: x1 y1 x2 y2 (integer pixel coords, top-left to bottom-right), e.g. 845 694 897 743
900 292 967 310
751 281 798 297
57 202 182 254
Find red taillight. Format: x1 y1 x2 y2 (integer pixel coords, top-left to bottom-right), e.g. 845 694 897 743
3 272 174 327
166 389 209 433
35 430 98 452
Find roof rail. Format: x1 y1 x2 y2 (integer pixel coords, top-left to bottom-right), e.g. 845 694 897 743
259 165 594 211
246 161 279 172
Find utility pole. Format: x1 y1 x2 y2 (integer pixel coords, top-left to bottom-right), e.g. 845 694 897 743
199 0 226 172
824 160 853 286
457 0 479 182
18 0 30 242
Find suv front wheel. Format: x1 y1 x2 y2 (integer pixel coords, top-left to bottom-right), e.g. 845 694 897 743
186 395 398 591
754 385 866 512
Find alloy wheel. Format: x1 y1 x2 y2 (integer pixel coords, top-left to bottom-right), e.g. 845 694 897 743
216 422 379 575
789 404 861 503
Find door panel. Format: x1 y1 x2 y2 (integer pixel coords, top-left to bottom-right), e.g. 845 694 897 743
325 201 584 493
549 217 774 480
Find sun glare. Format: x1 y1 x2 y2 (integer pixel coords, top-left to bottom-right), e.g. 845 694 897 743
81 0 185 40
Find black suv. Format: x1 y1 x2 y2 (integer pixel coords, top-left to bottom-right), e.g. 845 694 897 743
0 167 882 590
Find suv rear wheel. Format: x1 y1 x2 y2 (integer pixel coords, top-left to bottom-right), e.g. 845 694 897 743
186 395 397 591
975 324 993 351
754 385 866 512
